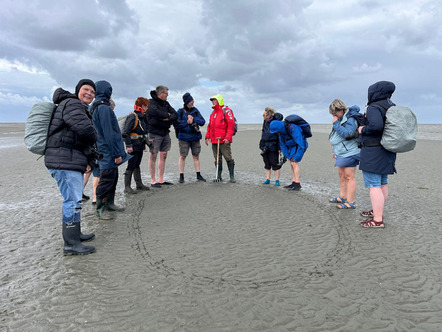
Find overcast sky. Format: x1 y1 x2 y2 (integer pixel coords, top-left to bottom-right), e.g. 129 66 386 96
0 0 440 124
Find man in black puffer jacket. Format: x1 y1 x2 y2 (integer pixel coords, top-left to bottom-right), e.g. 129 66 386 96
146 85 178 187
45 79 98 256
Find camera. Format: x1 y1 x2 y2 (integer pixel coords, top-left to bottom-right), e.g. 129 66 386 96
277 153 287 167
260 146 269 156
345 130 359 141
190 122 201 134
83 147 103 161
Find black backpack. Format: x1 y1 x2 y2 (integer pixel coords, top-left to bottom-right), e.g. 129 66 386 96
284 114 312 139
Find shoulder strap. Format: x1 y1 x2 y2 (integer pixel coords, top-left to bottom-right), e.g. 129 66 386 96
90 100 105 115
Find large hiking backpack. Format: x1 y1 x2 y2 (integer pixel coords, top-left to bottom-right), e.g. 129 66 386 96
118 112 139 134
222 106 238 135
24 102 58 155
284 114 312 138
373 102 417 153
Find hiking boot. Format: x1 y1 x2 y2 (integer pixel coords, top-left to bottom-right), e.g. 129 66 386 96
284 182 296 189
179 173 185 183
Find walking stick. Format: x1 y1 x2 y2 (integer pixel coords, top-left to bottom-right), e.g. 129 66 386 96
214 137 221 182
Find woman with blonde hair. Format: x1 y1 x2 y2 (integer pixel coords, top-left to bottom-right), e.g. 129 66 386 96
328 99 361 208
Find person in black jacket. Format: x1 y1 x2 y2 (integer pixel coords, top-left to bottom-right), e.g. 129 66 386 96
146 85 178 187
259 107 284 186
122 97 150 193
45 79 98 256
358 81 397 228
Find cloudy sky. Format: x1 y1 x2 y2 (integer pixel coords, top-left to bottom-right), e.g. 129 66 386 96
0 0 440 124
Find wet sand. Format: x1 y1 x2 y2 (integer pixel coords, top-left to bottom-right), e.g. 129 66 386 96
1 123 442 331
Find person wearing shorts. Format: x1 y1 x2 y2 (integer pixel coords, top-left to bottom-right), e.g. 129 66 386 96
146 85 178 187
174 92 206 183
358 81 397 228
328 99 361 209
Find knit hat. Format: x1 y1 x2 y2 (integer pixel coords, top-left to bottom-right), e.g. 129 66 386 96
75 79 96 97
183 92 194 105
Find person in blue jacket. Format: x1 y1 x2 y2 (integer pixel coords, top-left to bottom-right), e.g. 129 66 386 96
270 120 308 191
357 81 397 228
174 92 206 183
91 80 131 220
259 107 284 186
328 99 361 209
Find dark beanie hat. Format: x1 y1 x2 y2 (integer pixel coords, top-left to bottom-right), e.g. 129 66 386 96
75 79 96 97
183 92 194 105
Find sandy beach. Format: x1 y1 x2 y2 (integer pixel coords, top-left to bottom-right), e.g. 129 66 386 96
1 123 442 331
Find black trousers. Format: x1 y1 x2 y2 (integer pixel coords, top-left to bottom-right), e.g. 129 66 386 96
126 151 144 171
96 168 119 199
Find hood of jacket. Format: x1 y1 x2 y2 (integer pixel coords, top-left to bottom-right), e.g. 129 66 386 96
269 120 286 134
94 80 112 104
210 94 224 107
367 81 395 104
273 112 284 121
52 87 77 105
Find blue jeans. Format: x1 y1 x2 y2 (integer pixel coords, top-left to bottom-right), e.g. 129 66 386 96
49 169 83 223
362 171 388 188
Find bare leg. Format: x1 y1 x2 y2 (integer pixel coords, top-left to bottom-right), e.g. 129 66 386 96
192 155 201 172
179 155 186 173
83 172 92 189
337 167 347 200
290 161 300 182
149 152 158 184
369 187 385 221
344 166 357 203
265 168 271 180
158 151 167 183
274 169 280 181
92 177 100 202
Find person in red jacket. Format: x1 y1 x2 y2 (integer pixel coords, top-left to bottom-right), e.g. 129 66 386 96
205 94 236 182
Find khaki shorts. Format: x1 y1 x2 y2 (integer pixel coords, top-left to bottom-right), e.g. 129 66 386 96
179 140 201 156
148 133 171 153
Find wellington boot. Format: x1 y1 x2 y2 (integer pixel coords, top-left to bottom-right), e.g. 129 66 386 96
62 222 96 255
227 161 236 183
124 170 137 194
79 222 95 242
133 167 149 190
96 198 113 220
213 161 223 182
105 194 125 212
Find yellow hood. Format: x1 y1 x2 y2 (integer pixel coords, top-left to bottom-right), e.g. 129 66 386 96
210 94 224 106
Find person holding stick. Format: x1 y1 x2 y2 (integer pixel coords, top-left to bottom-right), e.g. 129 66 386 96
205 94 236 182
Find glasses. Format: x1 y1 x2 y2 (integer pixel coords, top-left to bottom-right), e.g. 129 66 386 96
82 87 96 95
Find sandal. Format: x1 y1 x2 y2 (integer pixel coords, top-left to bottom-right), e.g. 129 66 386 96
329 196 345 203
360 219 384 228
360 209 374 217
337 201 355 209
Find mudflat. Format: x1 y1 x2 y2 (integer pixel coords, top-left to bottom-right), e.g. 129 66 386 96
1 123 441 331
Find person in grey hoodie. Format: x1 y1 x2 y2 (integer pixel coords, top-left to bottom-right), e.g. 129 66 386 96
328 99 361 209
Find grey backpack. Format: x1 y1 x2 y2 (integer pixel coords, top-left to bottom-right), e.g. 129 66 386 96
24 102 58 155
374 102 418 153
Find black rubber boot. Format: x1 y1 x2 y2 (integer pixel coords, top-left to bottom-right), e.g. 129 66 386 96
105 194 125 212
213 161 222 182
133 167 149 190
124 170 137 194
79 222 95 242
62 222 96 255
96 198 113 220
227 161 236 183
179 173 184 183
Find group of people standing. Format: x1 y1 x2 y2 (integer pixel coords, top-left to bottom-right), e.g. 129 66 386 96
45 80 237 256
45 78 397 256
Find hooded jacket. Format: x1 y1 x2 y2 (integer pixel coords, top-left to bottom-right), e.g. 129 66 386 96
146 90 178 136
174 105 206 141
269 120 308 162
91 80 131 169
205 94 235 143
44 88 97 173
360 81 397 174
329 105 361 158
259 112 284 151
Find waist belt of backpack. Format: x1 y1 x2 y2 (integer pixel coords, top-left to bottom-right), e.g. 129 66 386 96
363 138 381 147
130 133 144 140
